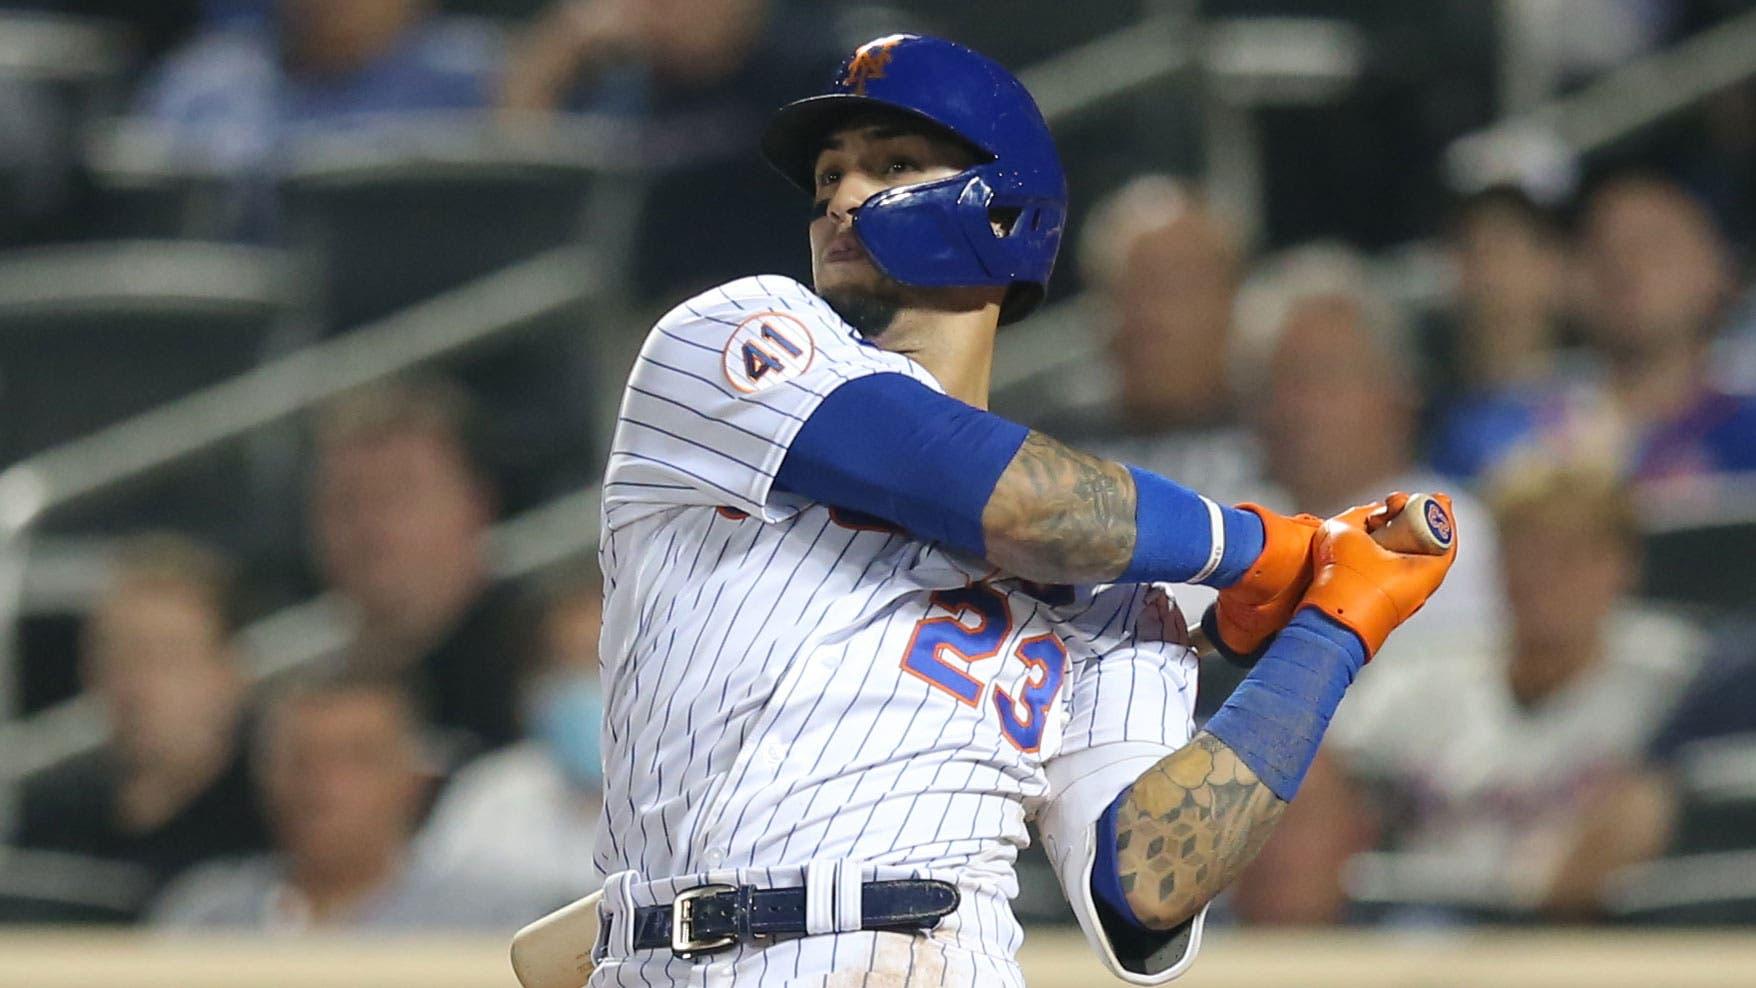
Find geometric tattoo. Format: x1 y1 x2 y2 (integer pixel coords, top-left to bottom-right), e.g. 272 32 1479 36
1115 732 1287 929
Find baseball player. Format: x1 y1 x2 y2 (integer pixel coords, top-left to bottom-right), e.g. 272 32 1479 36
591 34 1455 986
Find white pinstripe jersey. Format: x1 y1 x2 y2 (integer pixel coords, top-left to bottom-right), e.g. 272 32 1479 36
595 275 1197 983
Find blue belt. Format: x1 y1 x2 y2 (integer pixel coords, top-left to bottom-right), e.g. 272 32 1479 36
630 879 960 958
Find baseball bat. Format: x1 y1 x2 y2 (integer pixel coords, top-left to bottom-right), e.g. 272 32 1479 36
1190 492 1452 659
1364 492 1453 556
509 496 1456 988
511 889 602 988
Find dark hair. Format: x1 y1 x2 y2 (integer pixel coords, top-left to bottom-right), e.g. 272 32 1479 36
802 106 988 182
253 661 422 766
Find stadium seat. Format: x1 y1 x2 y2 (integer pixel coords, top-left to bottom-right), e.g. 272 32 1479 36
279 136 620 509
0 241 288 461
280 138 606 333
0 241 292 551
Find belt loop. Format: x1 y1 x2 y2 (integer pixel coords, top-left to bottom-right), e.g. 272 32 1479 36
736 884 757 943
833 860 863 933
591 897 612 965
804 860 837 935
605 870 639 959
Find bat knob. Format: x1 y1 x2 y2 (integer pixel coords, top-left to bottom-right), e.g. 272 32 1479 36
1414 494 1453 550
1375 493 1453 556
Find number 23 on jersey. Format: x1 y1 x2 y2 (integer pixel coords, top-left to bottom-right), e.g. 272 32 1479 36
899 585 1066 752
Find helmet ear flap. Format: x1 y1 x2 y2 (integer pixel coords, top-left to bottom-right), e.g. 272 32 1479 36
852 168 1063 325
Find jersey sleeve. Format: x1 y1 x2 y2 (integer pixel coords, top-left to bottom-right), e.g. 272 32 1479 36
1038 583 1206 984
602 276 943 531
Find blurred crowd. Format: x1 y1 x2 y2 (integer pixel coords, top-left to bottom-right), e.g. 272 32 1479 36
6 379 608 930
1 0 1754 941
1058 168 1756 926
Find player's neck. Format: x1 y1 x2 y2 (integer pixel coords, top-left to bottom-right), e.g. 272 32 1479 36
872 301 1001 409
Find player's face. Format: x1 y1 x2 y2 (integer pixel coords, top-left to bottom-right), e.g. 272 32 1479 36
808 122 975 300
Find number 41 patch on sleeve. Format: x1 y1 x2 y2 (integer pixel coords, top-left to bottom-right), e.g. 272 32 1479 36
722 311 816 393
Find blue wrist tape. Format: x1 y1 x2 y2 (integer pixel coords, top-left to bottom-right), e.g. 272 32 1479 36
776 373 1028 556
1122 466 1265 587
1202 608 1367 801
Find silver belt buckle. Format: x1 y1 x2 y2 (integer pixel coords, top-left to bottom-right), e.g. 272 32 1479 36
671 883 738 958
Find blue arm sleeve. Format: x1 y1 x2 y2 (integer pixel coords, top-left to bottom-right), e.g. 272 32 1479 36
1090 608 1367 928
775 373 1264 585
775 374 1027 556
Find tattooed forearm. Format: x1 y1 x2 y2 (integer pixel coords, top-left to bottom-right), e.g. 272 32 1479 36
1116 732 1287 929
981 431 1136 584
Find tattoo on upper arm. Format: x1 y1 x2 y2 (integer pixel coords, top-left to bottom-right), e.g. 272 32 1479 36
1116 732 1287 929
982 431 1136 584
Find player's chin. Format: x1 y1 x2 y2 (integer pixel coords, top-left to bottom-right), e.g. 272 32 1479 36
813 255 883 295
818 282 905 340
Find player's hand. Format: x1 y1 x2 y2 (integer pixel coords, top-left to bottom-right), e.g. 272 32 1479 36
1200 504 1323 665
1298 492 1459 660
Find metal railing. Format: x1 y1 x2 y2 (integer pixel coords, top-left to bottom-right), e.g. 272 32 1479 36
1448 5 1756 192
0 246 605 783
0 12 131 84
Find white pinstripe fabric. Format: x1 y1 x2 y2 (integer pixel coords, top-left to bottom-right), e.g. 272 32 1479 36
592 278 1200 985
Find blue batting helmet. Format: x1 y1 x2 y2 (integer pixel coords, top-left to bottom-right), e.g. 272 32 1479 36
761 34 1067 324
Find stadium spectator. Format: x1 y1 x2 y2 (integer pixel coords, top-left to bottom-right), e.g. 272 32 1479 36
414 569 603 910
498 0 843 297
499 0 772 119
309 378 525 759
150 668 537 931
1426 186 1585 481
1230 461 1704 925
1230 243 1503 645
1049 176 1260 507
7 535 268 921
1543 626 1756 920
1574 175 1756 499
136 0 501 177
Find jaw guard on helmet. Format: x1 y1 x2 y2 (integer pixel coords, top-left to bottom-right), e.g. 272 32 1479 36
761 34 1068 324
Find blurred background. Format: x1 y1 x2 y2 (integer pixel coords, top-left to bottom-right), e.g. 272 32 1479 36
0 0 1754 983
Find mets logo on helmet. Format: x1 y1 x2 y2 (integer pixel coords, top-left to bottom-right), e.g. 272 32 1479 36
843 35 906 94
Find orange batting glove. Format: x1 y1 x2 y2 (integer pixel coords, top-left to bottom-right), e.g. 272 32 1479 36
1300 492 1459 660
1200 504 1323 664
